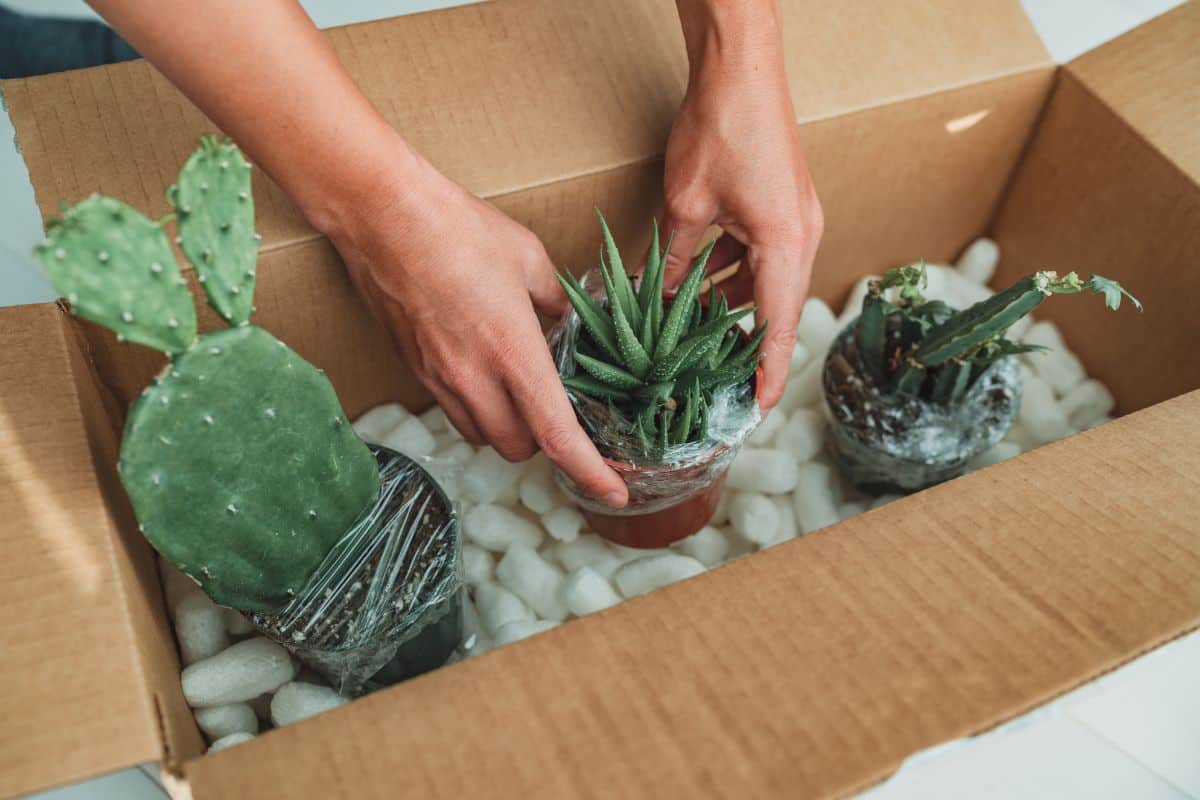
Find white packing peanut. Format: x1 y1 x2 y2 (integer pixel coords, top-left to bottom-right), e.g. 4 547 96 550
608 542 667 564
461 594 492 656
1086 415 1113 430
776 408 826 463
518 457 559 514
436 440 475 464
160 558 199 611
869 493 902 510
270 682 349 728
194 703 258 741
614 553 705 598
796 297 841 353
776 358 824 415
541 506 583 543
418 406 448 434
747 407 786 446
553 534 622 580
729 492 781 546
496 542 569 621
493 619 559 646
560 566 623 616
709 491 732 527
737 311 757 334
1003 423 1038 452
462 504 544 552
1019 373 1074 445
1059 379 1115 430
1030 349 1087 397
474 581 535 636
789 341 812 372
462 544 495 585
175 592 230 665
1007 313 1034 342
967 440 1022 471
431 431 458 454
462 447 526 504
941 268 993 307
772 494 799 543
181 637 296 708
222 608 254 636
955 237 999 285
792 462 840 534
1021 319 1064 351
671 525 730 568
380 416 436 458
837 501 866 521
352 403 409 444
727 448 800 494
207 732 255 753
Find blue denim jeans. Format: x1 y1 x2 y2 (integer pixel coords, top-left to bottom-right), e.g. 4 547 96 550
0 4 138 79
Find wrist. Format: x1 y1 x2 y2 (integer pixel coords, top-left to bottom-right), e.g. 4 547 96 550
675 0 784 84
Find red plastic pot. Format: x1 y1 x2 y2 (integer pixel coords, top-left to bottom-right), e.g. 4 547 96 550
582 358 764 549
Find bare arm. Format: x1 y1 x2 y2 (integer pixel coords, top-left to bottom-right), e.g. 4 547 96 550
667 0 823 410
87 0 628 506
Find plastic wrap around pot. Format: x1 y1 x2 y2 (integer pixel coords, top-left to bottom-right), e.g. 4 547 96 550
250 445 462 695
822 319 1021 493
548 269 760 517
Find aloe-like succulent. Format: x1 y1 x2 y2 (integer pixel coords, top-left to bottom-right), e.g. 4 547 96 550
35 136 380 613
854 263 1141 405
557 213 763 453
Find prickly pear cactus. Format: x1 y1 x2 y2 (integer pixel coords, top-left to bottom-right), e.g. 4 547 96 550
35 136 381 613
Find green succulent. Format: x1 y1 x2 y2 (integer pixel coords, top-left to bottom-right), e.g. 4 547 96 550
855 263 1141 405
557 213 764 454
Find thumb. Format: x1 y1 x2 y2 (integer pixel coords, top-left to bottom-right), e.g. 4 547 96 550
525 250 570 319
661 212 710 289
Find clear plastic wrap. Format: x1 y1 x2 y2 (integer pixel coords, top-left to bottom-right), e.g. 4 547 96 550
249 444 463 695
822 320 1021 493
548 269 760 516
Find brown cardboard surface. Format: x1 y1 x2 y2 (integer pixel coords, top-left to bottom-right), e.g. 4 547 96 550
0 305 167 797
183 391 1200 799
991 4 1200 413
1 0 1049 264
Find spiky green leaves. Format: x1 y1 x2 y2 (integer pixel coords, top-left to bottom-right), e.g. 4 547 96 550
560 214 761 453
35 195 197 354
172 135 259 326
120 325 380 612
1088 275 1142 311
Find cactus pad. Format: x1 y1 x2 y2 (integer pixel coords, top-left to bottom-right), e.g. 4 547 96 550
119 325 381 612
171 136 258 326
35 195 197 353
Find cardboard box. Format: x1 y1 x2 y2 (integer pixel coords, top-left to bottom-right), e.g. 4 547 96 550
1 1 1197 797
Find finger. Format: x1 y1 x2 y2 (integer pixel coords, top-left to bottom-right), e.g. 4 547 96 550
425 379 484 445
462 378 539 463
524 247 570 319
714 262 756 308
660 214 710 289
504 323 628 508
705 231 747 277
748 246 809 410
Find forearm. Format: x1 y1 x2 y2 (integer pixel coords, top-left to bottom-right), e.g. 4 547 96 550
86 0 417 237
674 0 785 81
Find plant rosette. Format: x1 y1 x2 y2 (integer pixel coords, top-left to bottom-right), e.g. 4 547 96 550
822 264 1140 494
549 214 764 548
36 136 462 695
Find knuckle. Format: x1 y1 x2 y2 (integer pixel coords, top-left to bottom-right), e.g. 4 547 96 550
493 434 537 463
664 189 709 226
536 420 578 461
438 362 475 396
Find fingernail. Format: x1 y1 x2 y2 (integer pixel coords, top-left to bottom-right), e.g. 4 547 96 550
603 490 627 509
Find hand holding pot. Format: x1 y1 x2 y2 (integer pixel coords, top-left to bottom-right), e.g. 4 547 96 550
666 0 824 410
331 160 629 508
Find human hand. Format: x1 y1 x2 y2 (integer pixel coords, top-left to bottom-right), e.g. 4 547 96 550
665 0 823 410
328 155 629 507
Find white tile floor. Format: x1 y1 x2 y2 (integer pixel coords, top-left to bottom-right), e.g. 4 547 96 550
5 1 1194 798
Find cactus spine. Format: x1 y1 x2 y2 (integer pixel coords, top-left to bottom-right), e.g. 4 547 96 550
852 265 1140 405
36 137 380 613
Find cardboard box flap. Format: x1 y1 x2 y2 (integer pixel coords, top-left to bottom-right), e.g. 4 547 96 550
3 0 1049 259
1065 2 1199 182
0 303 174 798
184 391 1200 799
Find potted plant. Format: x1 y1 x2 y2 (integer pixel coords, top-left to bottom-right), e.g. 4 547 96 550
822 263 1140 493
35 136 462 694
551 214 764 548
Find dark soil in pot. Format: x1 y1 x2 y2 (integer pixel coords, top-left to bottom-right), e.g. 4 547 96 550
822 319 1021 494
250 444 463 694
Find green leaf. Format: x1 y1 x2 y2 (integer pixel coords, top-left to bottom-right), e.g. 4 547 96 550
654 238 715 361
574 352 643 389
609 280 652 379
638 220 661 317
727 322 768 368
597 211 642 331
1089 275 1142 311
563 375 632 401
556 271 622 363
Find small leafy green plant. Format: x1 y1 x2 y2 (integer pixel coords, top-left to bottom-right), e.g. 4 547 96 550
557 214 763 454
854 263 1140 405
